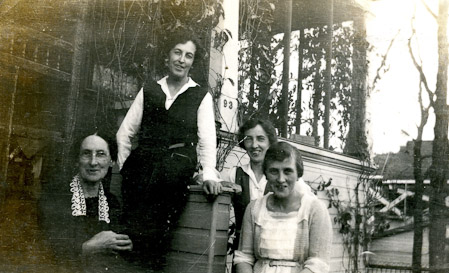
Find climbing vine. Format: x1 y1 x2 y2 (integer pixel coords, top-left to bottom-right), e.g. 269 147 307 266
238 7 358 152
88 0 225 130
238 0 276 122
317 164 389 273
87 0 241 173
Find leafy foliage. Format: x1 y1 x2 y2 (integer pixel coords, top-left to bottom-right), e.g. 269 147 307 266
86 0 225 131
238 7 356 151
238 0 276 124
325 167 388 272
91 0 224 83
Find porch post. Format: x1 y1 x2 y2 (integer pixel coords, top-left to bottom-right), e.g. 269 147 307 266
62 0 90 179
208 0 240 134
0 65 19 203
280 0 292 137
295 29 304 134
323 0 333 149
343 13 369 158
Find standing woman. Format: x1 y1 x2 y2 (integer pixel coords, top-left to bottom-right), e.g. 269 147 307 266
116 29 220 270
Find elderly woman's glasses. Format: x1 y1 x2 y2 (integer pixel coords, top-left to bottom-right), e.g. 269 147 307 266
79 150 110 161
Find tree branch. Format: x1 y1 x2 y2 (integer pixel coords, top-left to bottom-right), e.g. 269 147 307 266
420 0 437 20
408 14 435 108
371 29 399 92
417 79 431 140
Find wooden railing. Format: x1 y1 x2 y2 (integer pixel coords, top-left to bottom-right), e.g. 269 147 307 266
166 183 240 273
0 23 73 81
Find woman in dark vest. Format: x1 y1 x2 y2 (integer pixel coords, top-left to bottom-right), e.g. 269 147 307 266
227 118 278 255
116 29 220 271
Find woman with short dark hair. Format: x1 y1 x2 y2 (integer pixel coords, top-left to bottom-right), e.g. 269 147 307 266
227 118 278 255
237 118 278 150
116 28 220 270
235 142 333 273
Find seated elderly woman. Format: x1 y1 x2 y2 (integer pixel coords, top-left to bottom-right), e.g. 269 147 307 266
39 129 133 272
234 142 333 273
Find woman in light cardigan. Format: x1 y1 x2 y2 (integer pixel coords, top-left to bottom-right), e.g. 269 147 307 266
234 142 332 273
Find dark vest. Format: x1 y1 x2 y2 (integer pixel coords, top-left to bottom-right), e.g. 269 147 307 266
232 167 270 232
139 80 208 150
233 167 250 234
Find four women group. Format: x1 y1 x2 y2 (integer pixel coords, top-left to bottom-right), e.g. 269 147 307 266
39 28 333 273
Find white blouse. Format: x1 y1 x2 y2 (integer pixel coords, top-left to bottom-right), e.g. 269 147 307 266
116 76 219 181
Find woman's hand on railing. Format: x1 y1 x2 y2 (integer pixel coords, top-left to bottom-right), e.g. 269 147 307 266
202 180 223 195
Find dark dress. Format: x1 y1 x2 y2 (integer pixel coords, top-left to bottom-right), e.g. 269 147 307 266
120 80 208 270
38 179 127 273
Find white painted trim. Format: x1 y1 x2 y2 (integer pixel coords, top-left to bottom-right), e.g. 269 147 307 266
383 179 449 184
281 137 376 173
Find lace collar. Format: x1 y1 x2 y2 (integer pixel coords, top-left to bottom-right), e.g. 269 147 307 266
70 174 110 223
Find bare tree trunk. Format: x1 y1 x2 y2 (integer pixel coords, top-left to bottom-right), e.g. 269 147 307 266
429 1 449 272
407 10 432 271
412 140 424 273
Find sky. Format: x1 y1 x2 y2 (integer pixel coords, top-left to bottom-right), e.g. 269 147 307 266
366 0 439 154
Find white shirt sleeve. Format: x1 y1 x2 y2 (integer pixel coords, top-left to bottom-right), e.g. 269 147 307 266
197 92 219 181
116 88 144 170
222 166 237 184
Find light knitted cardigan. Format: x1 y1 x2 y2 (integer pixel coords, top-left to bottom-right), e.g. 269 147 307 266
234 190 333 273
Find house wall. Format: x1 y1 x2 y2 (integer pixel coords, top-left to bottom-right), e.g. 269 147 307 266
220 137 374 273
0 23 71 195
369 227 430 267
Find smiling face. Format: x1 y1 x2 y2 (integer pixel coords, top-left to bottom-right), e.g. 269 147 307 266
243 124 270 164
78 135 112 183
266 156 298 199
167 41 196 81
